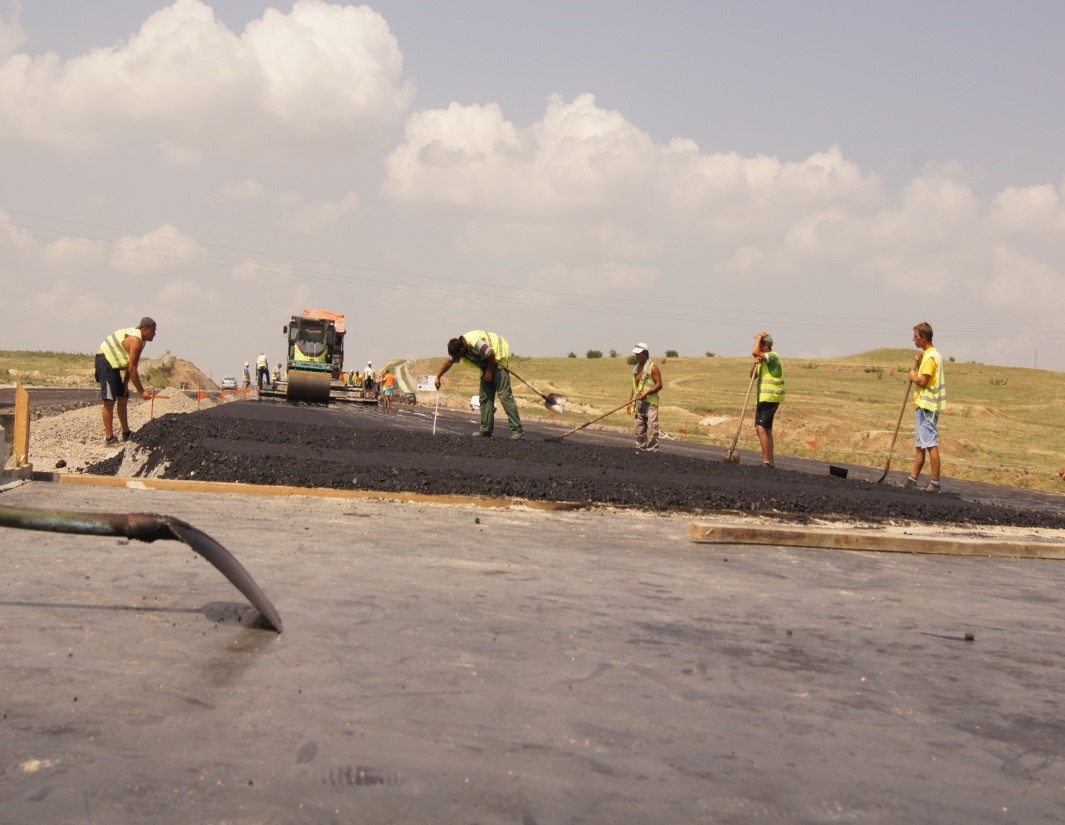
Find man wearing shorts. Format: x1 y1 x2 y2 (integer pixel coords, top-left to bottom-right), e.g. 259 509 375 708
905 322 946 492
751 331 784 467
95 317 157 445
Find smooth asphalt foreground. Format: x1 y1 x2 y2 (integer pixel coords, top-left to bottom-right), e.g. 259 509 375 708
2 479 1065 824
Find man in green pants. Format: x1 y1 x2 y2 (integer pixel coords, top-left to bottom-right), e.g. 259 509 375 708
435 330 524 440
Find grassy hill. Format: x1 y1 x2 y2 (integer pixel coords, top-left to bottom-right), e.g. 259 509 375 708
0 350 217 391
405 350 1065 495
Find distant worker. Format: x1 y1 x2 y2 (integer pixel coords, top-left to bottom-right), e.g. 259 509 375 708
256 352 269 390
242 362 251 389
381 369 397 413
905 322 946 492
95 317 157 445
751 331 785 467
627 343 662 452
272 362 282 387
364 361 377 396
436 331 523 440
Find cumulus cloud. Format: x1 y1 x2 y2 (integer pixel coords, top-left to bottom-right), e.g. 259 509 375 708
0 0 413 156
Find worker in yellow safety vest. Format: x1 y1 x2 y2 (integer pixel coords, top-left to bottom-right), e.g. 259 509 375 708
627 342 662 452
436 330 523 439
95 317 157 446
751 331 785 467
905 321 946 492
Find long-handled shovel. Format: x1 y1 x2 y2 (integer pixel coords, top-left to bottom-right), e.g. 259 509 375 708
548 400 632 442
723 368 758 463
506 367 567 413
876 379 914 483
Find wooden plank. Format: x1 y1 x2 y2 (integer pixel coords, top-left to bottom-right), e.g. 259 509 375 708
689 522 1065 560
53 473 582 512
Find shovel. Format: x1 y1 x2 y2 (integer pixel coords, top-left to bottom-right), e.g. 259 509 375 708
723 367 758 463
876 378 913 483
506 367 567 413
548 400 632 442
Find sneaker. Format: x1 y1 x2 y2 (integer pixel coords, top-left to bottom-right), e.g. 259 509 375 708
510 432 524 441
924 482 941 494
104 435 119 446
121 430 133 442
903 477 918 490
471 431 491 438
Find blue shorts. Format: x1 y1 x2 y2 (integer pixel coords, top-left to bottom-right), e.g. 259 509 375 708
915 407 939 449
95 353 127 402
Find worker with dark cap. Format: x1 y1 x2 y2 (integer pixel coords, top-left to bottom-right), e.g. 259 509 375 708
435 330 523 439
95 316 157 445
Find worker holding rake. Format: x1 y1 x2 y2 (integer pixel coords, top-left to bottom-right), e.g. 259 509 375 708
904 321 946 492
627 343 663 452
751 331 785 467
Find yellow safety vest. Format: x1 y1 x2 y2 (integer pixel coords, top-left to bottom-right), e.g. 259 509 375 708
757 352 785 403
914 347 946 412
632 361 660 406
461 330 510 370
256 354 268 370
98 327 141 370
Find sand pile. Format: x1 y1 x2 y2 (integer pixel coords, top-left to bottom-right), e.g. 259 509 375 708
25 391 221 474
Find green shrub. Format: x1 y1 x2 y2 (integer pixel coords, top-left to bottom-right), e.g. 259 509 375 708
586 349 603 359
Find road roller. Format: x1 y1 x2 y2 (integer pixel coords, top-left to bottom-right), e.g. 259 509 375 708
283 310 345 402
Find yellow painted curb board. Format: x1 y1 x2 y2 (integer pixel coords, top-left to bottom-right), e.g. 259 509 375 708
689 523 1065 560
52 472 581 512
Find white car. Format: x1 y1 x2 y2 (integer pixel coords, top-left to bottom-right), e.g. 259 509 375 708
221 377 237 390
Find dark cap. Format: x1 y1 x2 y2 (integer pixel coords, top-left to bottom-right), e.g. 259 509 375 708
137 316 157 329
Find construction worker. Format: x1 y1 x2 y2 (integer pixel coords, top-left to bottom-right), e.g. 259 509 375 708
627 343 662 452
256 352 269 390
364 361 376 396
436 331 523 439
242 362 251 389
95 317 157 445
272 362 282 387
381 369 397 413
751 331 784 467
905 322 946 492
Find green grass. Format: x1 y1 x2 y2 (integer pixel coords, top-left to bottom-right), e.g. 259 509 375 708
409 350 1065 495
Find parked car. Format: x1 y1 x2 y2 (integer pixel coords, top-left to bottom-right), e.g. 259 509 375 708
221 377 237 390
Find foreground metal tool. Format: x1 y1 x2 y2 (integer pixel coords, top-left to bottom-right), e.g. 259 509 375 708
0 504 282 632
877 379 914 484
724 368 758 463
506 368 567 413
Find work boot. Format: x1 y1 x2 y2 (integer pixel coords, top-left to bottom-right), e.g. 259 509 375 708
471 431 491 438
510 432 523 441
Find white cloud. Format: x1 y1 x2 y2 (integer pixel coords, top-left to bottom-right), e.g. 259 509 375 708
0 0 413 156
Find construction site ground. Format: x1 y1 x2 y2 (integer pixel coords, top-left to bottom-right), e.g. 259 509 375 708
2 397 1065 823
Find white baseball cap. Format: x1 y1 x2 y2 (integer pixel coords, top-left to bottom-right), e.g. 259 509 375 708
631 342 648 354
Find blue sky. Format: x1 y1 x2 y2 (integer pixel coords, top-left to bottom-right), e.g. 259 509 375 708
2 0 1064 379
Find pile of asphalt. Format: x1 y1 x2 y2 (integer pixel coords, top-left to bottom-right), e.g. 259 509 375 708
87 402 1065 529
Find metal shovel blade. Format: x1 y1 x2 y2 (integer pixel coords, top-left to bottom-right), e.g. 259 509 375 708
545 393 567 414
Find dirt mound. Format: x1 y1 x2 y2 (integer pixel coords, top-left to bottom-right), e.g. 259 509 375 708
142 355 218 391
